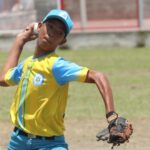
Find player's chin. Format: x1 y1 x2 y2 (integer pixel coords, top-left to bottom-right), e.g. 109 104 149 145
39 41 54 51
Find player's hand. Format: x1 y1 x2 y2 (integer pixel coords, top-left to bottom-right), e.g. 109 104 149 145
96 115 133 149
16 23 38 44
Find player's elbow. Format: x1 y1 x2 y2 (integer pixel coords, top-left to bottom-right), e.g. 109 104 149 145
0 72 4 83
86 70 108 84
94 71 108 84
0 72 8 86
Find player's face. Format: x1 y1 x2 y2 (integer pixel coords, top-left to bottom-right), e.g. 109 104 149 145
37 19 66 51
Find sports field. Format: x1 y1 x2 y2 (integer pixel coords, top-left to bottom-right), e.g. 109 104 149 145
0 47 150 150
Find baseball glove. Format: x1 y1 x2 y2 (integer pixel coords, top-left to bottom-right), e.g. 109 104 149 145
96 117 133 149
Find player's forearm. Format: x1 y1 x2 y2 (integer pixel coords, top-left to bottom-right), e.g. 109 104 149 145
95 73 115 113
0 23 36 86
0 38 25 86
86 70 115 113
3 39 24 71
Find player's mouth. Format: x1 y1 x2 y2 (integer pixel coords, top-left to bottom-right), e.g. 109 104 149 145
43 37 52 44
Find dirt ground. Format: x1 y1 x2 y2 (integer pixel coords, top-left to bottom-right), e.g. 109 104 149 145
0 118 150 150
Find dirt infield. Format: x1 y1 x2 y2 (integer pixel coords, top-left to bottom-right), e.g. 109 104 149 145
0 119 149 150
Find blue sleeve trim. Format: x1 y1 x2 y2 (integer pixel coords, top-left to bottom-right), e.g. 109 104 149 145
52 57 82 85
10 61 24 84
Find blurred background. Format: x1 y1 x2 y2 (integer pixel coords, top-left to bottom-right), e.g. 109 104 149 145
0 0 150 49
0 1 150 150
0 0 150 30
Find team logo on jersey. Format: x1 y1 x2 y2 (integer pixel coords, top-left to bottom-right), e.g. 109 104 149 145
33 73 44 86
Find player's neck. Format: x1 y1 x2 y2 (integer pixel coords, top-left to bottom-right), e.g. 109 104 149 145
33 46 55 58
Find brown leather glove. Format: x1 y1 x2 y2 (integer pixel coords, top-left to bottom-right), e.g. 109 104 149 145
96 117 133 149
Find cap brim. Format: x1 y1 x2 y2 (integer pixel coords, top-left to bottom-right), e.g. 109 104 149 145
43 16 69 35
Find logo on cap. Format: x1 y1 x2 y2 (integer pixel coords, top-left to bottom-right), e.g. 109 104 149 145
59 12 68 20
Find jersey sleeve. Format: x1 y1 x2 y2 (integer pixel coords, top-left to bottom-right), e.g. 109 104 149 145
52 57 89 85
4 61 24 86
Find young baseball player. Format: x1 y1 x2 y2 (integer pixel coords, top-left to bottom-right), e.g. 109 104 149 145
0 9 118 150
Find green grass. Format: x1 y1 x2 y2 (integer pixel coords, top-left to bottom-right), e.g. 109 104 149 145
0 47 150 121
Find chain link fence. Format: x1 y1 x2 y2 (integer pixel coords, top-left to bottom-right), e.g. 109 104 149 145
59 0 150 31
0 0 150 31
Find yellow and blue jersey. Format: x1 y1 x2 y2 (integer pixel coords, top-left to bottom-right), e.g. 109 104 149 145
4 53 89 137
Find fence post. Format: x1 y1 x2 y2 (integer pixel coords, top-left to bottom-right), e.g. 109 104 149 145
80 0 87 31
57 0 65 10
138 0 144 29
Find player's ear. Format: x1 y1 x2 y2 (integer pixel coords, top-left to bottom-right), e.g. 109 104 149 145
37 22 43 31
59 38 67 45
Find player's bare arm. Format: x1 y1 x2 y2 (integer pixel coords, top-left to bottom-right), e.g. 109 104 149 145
0 23 37 86
85 70 133 148
85 70 115 113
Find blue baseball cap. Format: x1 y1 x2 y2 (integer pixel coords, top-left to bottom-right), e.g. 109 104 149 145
42 9 74 35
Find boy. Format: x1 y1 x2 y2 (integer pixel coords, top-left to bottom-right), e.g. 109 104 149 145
0 9 119 150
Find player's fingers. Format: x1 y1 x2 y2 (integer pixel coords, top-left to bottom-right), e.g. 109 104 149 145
24 22 36 33
30 35 38 40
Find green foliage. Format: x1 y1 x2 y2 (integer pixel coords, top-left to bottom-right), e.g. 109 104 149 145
0 47 150 121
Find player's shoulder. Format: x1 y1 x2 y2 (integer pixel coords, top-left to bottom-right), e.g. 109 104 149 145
22 56 33 64
53 56 75 67
20 56 33 69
